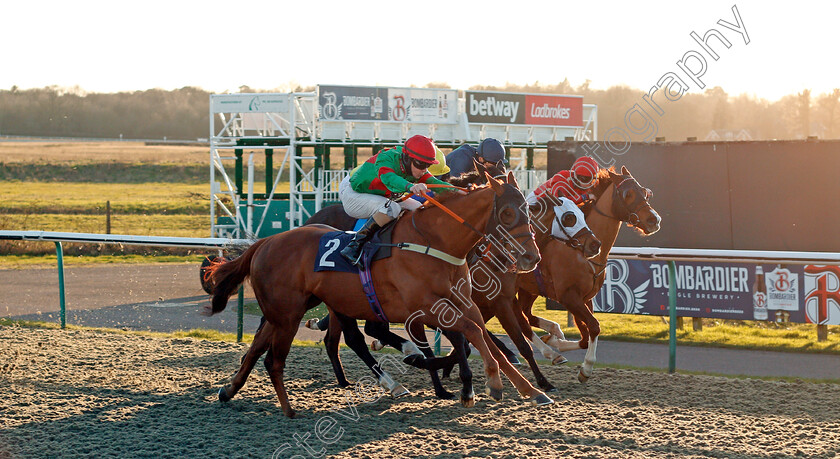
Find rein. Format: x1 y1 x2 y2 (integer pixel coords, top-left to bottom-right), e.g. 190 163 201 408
404 185 533 272
418 190 519 271
591 177 652 226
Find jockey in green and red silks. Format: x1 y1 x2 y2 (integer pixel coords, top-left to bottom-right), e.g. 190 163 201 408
349 144 449 199
526 156 600 206
339 135 452 266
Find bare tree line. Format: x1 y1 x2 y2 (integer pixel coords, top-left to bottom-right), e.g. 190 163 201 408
1 83 838 141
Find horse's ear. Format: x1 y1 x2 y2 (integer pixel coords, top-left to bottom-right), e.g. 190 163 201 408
608 168 621 181
507 170 519 189
485 171 504 196
474 158 487 175
621 165 630 176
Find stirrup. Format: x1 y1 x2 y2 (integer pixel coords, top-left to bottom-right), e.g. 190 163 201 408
340 243 363 265
345 248 365 267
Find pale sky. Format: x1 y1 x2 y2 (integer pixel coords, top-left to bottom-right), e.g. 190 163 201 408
3 0 836 102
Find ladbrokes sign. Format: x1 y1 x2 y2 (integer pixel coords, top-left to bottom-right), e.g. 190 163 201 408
466 91 583 127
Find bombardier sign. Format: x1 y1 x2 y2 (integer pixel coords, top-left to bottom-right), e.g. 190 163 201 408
466 91 583 127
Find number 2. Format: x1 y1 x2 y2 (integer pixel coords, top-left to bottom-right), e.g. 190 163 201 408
319 238 341 268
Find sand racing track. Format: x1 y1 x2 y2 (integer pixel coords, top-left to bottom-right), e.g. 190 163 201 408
1 326 839 458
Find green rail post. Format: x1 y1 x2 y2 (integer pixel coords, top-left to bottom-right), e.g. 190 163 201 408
667 260 677 373
237 285 244 343
433 329 441 356
55 242 66 329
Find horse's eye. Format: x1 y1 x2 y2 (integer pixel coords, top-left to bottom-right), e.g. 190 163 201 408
622 188 635 202
561 212 577 227
500 208 516 225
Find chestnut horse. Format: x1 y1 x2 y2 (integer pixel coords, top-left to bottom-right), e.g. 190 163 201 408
305 170 602 394
207 173 552 417
515 166 661 382
301 169 497 401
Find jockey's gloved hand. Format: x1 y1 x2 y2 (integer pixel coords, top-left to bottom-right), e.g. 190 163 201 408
409 183 429 196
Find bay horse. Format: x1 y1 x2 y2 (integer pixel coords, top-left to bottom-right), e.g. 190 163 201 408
207 172 552 418
305 169 602 394
514 165 661 382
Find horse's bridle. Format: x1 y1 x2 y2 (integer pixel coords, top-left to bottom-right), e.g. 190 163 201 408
529 199 596 257
414 183 534 273
584 175 654 294
549 211 598 255
591 176 654 229
475 185 536 273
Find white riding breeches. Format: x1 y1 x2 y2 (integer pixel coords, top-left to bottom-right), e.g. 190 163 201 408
339 175 421 219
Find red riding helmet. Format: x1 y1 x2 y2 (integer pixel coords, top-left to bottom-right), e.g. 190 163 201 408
570 156 599 188
403 135 439 165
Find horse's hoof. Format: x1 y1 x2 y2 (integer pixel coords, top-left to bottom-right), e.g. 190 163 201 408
485 386 504 401
283 408 297 419
391 384 410 398
435 390 456 400
539 382 558 393
461 395 475 408
218 387 231 402
402 354 426 369
338 380 353 388
578 371 590 383
552 355 569 365
531 393 554 406
304 318 320 330
370 339 384 351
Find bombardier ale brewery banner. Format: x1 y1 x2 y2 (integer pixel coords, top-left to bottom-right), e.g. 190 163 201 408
592 260 840 325
465 91 583 127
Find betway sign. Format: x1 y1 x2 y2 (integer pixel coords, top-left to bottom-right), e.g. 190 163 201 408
466 91 583 127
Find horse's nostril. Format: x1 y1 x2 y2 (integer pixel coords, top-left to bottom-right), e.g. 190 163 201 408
647 216 659 227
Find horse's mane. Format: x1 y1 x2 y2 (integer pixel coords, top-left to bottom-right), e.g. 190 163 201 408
575 167 614 215
589 167 616 200
446 170 487 187
421 182 492 206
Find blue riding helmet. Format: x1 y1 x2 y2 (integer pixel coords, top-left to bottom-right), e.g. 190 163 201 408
478 138 508 165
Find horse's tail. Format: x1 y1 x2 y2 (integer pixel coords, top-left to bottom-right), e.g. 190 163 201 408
205 238 268 315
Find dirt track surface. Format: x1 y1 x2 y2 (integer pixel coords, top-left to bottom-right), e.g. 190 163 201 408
2 326 839 458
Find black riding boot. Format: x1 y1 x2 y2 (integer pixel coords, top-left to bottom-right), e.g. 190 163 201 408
340 219 381 266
